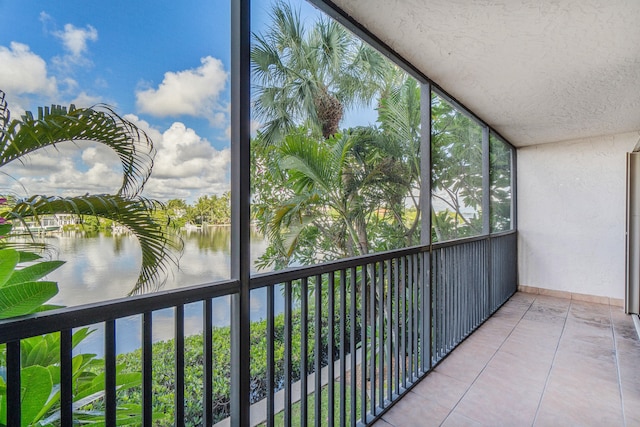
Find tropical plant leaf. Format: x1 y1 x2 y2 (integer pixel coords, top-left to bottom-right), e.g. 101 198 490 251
73 369 141 402
24 338 50 367
17 251 42 263
28 303 64 313
0 223 11 236
0 281 58 319
0 248 19 287
0 378 5 427
20 365 53 427
4 260 64 287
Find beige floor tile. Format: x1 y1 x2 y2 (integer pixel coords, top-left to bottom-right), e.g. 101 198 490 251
440 411 483 427
433 345 493 384
454 370 542 426
509 292 537 303
371 417 394 427
544 357 622 409
502 320 563 352
470 319 516 340
522 309 567 325
532 295 571 309
378 391 450 427
485 350 552 390
561 321 613 344
622 384 640 426
535 381 623 427
615 334 640 355
551 351 619 387
490 305 527 318
611 314 640 341
478 315 520 333
462 329 508 350
617 342 640 386
555 341 617 364
410 370 470 409
568 300 611 325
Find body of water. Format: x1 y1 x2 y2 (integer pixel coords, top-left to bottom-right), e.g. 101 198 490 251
41 226 275 355
46 226 268 307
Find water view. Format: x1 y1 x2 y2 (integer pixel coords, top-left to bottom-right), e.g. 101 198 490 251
46 226 267 307
42 226 270 355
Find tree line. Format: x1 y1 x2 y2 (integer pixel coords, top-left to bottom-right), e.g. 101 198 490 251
166 192 231 227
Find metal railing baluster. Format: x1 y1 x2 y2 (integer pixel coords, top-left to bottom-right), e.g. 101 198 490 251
301 277 309 426
6 341 20 426
360 264 367 422
377 260 384 411
204 299 213 426
105 319 116 425
175 305 185 426
143 312 153 427
385 259 392 403
339 269 347 427
414 253 420 379
284 280 293 427
314 274 322 427
60 329 73 424
393 258 400 395
328 272 335 427
267 285 275 427
349 267 357 427
400 256 406 389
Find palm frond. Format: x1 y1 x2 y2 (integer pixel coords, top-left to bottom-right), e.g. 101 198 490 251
0 90 9 137
7 194 183 295
0 95 154 198
279 133 337 194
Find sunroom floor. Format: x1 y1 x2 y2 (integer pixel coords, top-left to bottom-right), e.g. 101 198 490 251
372 292 640 426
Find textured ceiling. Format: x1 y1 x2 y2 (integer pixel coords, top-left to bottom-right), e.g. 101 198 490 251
329 0 640 147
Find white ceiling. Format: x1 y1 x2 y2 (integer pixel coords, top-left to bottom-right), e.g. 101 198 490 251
329 0 640 147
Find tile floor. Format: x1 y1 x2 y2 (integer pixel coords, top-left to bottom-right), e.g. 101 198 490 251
372 292 640 427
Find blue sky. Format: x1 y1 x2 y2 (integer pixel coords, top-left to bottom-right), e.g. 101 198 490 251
0 0 373 203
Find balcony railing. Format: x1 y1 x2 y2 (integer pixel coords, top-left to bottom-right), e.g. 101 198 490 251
0 231 516 426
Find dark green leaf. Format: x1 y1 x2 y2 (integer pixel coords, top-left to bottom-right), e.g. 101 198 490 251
0 281 58 319
0 249 19 288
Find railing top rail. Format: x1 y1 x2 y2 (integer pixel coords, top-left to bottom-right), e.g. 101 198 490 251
249 244 429 289
432 230 516 250
0 279 239 343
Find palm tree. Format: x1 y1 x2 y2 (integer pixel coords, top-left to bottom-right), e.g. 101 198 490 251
376 71 423 245
259 126 403 263
0 90 181 294
251 1 389 145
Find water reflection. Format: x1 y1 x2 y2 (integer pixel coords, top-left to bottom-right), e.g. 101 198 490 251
46 226 269 356
46 226 268 307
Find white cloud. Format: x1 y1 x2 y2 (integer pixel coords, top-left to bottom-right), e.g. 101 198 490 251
0 115 230 203
0 42 57 98
51 23 98 73
70 91 103 108
53 23 98 58
135 56 228 125
143 121 231 200
0 141 122 198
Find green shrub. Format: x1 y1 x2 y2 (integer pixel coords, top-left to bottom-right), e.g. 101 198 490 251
114 303 361 426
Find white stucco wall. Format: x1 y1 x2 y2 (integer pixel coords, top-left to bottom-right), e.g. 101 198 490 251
518 131 640 299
